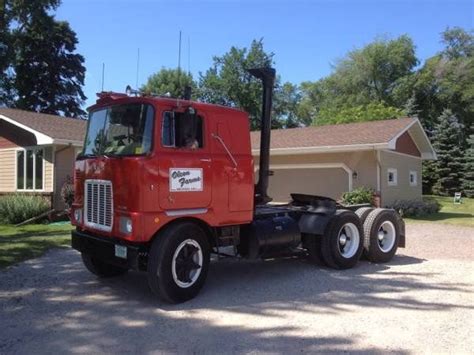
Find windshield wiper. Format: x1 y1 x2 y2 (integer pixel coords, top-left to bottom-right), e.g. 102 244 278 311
103 152 123 159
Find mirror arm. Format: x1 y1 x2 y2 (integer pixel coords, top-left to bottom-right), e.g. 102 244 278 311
212 133 238 169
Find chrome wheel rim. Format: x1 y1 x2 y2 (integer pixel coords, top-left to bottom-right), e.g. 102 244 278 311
337 223 360 258
377 221 396 253
171 239 203 288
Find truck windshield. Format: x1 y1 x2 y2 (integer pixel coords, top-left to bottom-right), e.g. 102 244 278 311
83 103 154 156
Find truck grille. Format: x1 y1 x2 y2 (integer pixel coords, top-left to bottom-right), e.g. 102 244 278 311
84 180 113 232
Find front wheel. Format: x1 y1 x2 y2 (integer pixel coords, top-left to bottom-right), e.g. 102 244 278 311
321 210 364 269
147 222 210 303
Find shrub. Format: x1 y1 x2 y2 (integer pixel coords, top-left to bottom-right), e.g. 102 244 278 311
341 187 374 205
61 176 74 210
387 199 441 217
0 194 51 224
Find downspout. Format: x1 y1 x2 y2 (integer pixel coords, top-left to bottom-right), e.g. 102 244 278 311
375 149 382 207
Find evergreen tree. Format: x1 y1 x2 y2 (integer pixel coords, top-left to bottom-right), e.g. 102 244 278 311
432 109 465 196
422 160 438 195
404 93 421 118
462 127 474 197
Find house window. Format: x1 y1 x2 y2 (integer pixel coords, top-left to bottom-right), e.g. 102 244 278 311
409 171 418 186
387 168 398 186
162 110 203 149
16 148 44 191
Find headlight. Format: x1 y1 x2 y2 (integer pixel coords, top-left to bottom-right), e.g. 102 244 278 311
119 217 133 234
74 209 82 224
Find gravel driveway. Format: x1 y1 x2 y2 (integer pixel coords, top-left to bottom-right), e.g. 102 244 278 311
1 222 473 354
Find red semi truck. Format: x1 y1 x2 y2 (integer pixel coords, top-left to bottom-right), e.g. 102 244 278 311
71 68 405 303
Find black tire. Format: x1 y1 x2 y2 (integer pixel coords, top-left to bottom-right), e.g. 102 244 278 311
147 222 210 303
363 208 400 263
320 210 364 269
355 207 375 249
355 207 375 224
302 233 326 266
81 253 128 278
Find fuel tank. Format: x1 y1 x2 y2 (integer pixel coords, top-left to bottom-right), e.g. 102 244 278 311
240 214 301 259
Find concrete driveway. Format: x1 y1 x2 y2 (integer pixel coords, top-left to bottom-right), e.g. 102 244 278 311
1 223 473 354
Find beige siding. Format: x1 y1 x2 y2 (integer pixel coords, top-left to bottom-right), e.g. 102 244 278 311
0 147 54 193
254 151 379 202
0 149 16 192
53 145 76 209
267 168 349 202
379 150 422 206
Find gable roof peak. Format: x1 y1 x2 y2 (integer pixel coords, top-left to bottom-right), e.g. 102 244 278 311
0 107 86 145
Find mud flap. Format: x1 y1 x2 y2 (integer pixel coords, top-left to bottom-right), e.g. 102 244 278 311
298 213 333 236
396 213 406 248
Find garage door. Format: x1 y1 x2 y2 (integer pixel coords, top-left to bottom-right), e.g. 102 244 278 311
267 167 350 202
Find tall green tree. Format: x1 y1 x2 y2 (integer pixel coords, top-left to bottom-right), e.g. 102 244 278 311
462 127 474 197
0 0 14 106
432 109 465 196
298 35 418 125
198 39 274 130
1 0 86 117
273 82 304 127
410 28 474 132
314 102 404 126
198 39 302 130
141 68 196 99
334 34 417 106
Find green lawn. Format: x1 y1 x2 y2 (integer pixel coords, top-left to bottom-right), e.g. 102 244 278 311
0 223 73 269
405 195 474 227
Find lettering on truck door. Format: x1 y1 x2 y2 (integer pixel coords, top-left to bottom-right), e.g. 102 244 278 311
158 110 212 210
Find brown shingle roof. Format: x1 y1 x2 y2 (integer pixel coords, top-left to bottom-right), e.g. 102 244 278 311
0 108 86 143
251 117 415 150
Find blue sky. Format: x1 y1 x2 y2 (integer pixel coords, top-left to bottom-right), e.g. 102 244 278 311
56 0 473 108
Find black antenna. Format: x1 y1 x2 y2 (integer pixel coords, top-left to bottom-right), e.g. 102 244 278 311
176 30 183 106
178 30 182 72
101 63 105 92
135 48 140 89
187 36 191 75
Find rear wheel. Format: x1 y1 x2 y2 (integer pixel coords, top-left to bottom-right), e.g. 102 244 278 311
355 207 375 224
147 222 210 303
81 253 128 278
363 209 400 263
321 210 364 269
355 207 375 250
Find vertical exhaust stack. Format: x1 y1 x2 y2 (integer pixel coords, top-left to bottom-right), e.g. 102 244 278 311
248 67 276 205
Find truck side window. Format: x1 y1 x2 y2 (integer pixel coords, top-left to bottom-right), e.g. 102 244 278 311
162 112 176 147
162 111 204 149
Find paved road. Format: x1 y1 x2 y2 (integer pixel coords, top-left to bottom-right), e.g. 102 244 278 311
1 223 473 354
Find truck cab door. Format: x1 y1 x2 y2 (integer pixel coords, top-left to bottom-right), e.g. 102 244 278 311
158 110 212 211
214 120 252 212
